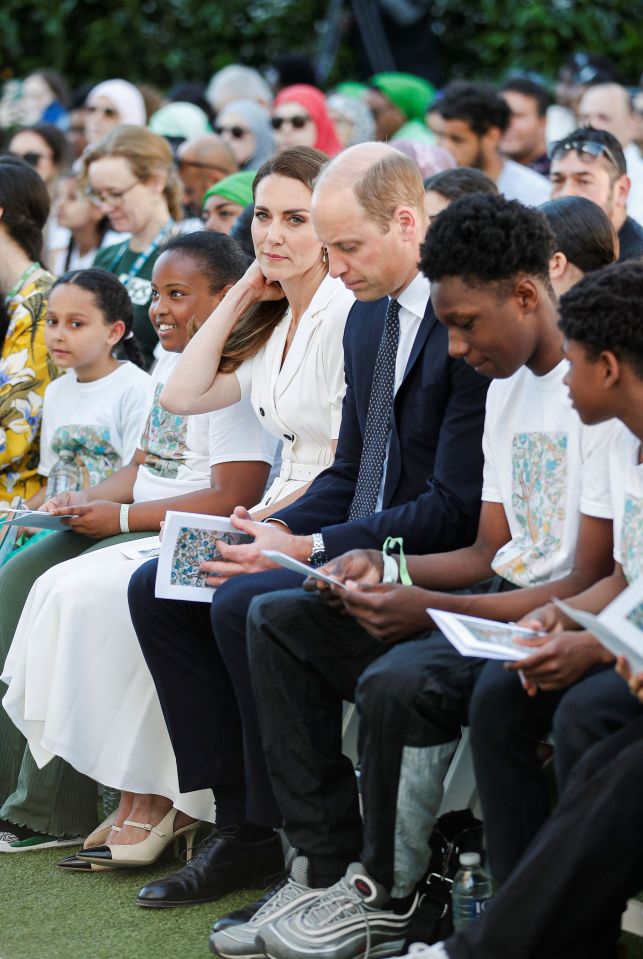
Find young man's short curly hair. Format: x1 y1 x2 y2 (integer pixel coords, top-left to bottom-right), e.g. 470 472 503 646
420 193 555 291
558 261 643 378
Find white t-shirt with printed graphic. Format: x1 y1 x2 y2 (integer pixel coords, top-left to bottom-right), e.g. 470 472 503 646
39 362 151 488
482 359 617 586
132 350 277 503
609 425 643 585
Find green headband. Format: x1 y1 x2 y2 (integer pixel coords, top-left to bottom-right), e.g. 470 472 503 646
202 171 255 209
370 72 435 120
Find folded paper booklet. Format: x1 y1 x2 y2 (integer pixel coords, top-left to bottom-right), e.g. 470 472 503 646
554 576 643 673
0 508 77 532
261 550 346 589
155 511 253 603
119 536 162 561
428 608 543 661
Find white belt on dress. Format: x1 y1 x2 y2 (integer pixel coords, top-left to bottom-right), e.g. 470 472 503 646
279 460 324 482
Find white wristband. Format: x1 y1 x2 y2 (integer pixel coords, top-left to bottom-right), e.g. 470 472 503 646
382 552 399 584
119 503 130 534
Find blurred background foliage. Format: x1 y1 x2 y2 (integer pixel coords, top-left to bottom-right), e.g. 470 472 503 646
0 0 641 89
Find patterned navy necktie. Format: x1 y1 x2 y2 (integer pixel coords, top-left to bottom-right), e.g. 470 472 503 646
348 297 401 521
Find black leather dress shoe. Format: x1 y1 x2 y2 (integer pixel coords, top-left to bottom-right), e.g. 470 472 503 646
135 828 284 908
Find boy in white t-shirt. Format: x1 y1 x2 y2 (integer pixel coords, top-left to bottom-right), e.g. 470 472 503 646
221 196 620 959
397 258 643 959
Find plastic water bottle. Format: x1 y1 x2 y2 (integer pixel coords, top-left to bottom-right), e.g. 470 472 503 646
46 450 81 496
452 852 493 930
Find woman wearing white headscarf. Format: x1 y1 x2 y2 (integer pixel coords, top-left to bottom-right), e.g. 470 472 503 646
214 99 274 170
85 80 147 145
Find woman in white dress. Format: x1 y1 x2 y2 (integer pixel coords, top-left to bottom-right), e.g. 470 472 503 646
2 146 355 867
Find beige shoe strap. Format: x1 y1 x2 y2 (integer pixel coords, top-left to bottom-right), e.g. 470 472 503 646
123 819 167 837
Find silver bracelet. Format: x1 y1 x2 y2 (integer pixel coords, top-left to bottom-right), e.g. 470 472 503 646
119 503 130 534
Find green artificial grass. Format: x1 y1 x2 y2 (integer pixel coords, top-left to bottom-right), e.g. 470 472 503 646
0 845 260 959
3 847 643 959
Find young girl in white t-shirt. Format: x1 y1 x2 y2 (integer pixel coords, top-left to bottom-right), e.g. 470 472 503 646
29 267 150 510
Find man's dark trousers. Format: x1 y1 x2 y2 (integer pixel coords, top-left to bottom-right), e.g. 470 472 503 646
245 588 485 888
469 660 643 883
444 714 643 959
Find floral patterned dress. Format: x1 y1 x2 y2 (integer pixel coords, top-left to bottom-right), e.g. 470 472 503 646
0 271 57 505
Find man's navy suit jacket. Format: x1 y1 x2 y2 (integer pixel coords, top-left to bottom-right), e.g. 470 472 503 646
274 294 490 558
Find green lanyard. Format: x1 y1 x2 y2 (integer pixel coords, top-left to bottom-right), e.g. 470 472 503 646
105 220 174 285
4 262 40 304
382 536 413 585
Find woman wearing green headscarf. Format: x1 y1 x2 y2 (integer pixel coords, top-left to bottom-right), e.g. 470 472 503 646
201 170 255 234
367 72 435 143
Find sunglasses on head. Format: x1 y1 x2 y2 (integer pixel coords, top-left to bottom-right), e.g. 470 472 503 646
271 115 310 131
87 104 118 118
7 150 48 167
214 125 250 139
548 138 621 172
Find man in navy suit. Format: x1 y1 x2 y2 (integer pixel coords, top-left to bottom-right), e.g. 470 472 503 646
126 143 488 910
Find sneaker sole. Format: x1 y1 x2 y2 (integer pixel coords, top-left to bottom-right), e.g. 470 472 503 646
209 946 264 959
0 837 83 853
256 933 406 959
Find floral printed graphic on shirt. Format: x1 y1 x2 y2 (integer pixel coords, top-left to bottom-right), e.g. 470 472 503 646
1 272 57 504
621 494 643 586
46 424 121 495
139 383 188 479
492 431 568 586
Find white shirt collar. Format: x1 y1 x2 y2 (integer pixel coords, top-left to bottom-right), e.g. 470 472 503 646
393 271 431 321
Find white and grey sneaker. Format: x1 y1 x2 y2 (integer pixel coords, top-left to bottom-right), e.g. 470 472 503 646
258 862 419 959
209 856 325 958
399 944 450 959
0 833 83 853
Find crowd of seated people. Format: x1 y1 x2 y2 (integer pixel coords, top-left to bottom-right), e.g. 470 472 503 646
0 53 642 959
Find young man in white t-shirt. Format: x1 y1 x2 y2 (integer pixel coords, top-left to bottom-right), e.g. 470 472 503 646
398 258 643 959
211 196 618 959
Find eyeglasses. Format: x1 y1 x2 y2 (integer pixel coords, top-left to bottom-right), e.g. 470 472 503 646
8 150 51 167
271 115 311 131
548 138 622 173
214 125 251 139
86 104 119 118
85 180 140 207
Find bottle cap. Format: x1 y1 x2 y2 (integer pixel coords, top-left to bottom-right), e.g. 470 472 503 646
459 852 481 866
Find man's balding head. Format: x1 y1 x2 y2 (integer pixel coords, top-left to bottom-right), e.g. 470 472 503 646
177 134 239 216
579 83 635 149
312 142 428 300
315 142 426 230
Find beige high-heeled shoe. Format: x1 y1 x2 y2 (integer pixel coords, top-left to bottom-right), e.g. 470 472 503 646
76 808 200 869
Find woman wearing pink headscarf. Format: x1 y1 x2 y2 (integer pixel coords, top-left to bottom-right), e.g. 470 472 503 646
271 84 342 156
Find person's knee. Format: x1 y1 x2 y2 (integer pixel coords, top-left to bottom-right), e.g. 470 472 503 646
127 559 158 632
469 664 522 745
356 648 424 722
552 678 614 775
